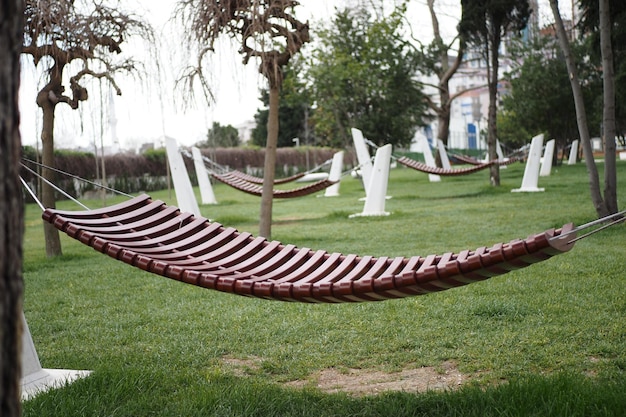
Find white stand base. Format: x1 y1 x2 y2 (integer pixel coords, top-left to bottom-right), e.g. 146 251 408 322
22 369 91 401
349 211 390 218
511 187 545 193
21 313 91 400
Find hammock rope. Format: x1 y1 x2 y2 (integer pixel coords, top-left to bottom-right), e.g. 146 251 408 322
41 194 582 303
21 163 91 210
555 209 625 243
21 158 133 198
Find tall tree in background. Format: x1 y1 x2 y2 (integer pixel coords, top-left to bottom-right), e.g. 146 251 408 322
459 0 530 186
1 0 25 415
22 0 154 257
252 63 312 148
418 0 466 151
177 0 309 239
499 35 600 152
598 0 618 214
200 122 240 148
549 0 614 218
579 0 626 142
578 0 621 215
308 4 428 148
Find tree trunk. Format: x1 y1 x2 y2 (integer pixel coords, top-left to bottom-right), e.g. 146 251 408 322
436 98 451 146
259 84 280 239
0 0 25 415
428 0 464 163
487 31 500 186
599 0 618 214
549 0 609 218
39 99 63 257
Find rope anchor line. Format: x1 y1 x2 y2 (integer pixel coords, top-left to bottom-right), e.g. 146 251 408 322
551 209 626 244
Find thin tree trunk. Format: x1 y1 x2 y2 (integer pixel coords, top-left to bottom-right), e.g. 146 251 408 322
0 0 25 415
259 84 280 239
487 30 500 186
599 0 618 214
428 0 464 163
39 101 63 257
549 0 608 218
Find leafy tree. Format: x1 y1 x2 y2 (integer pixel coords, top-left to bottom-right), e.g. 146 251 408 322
252 63 312 148
549 0 614 218
459 0 531 186
177 0 309 239
417 0 466 150
499 36 600 152
22 0 154 257
307 4 429 148
579 0 626 142
1 0 25 415
200 122 240 148
578 0 622 215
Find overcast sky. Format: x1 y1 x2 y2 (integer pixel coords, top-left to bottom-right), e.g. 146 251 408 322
18 0 565 151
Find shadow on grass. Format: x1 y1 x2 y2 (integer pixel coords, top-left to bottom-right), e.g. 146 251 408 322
23 369 626 417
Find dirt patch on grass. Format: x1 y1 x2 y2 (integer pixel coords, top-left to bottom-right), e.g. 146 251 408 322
285 361 467 396
221 356 468 396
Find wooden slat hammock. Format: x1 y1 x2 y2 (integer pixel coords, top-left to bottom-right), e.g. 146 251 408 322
396 156 518 176
42 194 577 303
210 172 337 198
180 149 330 185
450 154 492 166
226 170 307 184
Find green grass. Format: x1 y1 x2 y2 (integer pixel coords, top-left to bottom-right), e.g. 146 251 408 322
22 161 626 416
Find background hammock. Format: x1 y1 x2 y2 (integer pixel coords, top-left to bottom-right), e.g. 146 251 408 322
225 170 307 184
396 156 518 176
43 194 576 303
210 172 338 198
181 148 333 184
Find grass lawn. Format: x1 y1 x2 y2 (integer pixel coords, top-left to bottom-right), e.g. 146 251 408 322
22 160 626 416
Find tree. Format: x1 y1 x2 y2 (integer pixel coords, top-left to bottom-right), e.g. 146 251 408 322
459 0 530 186
549 0 612 218
418 0 466 151
1 0 25 415
22 0 154 257
578 0 621 215
252 63 312 148
499 36 600 153
307 4 429 148
579 0 626 142
177 0 310 239
200 122 240 148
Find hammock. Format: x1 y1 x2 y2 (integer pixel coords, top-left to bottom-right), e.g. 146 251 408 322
227 170 307 185
450 154 489 166
396 156 518 176
449 153 520 166
210 172 337 198
181 149 331 185
43 194 577 303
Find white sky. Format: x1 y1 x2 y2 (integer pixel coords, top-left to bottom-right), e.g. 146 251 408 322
18 0 567 151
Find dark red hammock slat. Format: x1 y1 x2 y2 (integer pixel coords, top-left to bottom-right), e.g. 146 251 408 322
227 170 306 184
211 172 336 198
42 194 576 303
